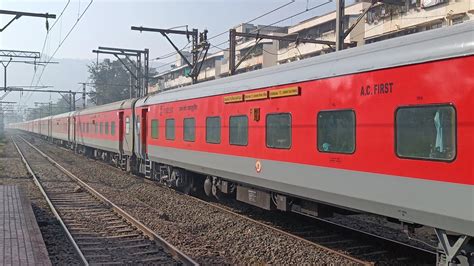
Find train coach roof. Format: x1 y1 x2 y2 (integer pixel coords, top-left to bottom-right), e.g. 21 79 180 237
51 112 74 119
76 98 136 115
136 22 474 108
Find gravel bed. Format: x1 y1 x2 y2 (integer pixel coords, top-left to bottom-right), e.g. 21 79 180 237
28 135 362 264
0 134 82 265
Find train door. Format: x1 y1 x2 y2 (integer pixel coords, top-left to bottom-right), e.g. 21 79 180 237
48 118 52 139
118 111 124 153
141 108 148 155
73 117 76 143
67 117 70 142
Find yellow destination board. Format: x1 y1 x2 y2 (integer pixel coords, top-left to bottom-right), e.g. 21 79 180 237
224 94 244 103
245 91 268 101
269 86 300 98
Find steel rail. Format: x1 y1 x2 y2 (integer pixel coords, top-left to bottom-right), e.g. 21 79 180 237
294 210 437 256
11 136 89 265
17 135 198 266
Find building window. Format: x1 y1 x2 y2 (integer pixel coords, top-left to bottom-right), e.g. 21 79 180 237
151 119 159 139
166 119 175 140
100 122 103 134
125 117 130 135
183 118 195 142
396 105 456 161
452 17 464 25
206 116 221 144
229 115 248 146
266 113 291 149
105 122 109 135
111 122 115 136
317 110 355 154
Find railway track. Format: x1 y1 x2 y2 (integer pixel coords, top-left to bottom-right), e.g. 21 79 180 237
19 132 438 264
12 135 197 265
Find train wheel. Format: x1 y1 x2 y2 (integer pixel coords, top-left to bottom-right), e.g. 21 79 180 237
171 168 193 194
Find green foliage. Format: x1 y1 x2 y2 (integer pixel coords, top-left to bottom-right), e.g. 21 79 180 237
88 59 136 105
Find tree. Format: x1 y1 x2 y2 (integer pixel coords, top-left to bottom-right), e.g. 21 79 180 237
87 59 136 105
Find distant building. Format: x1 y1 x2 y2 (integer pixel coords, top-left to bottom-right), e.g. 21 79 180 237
149 0 474 92
363 0 474 43
151 51 225 92
150 23 287 92
278 1 371 64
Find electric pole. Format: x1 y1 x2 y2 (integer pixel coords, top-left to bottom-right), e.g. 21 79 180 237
92 47 149 97
0 50 40 91
131 26 210 84
5 87 77 112
335 0 345 51
82 83 86 109
0 10 56 32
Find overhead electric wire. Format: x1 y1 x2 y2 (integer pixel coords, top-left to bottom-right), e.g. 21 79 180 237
40 0 71 62
34 0 94 86
153 0 296 65
157 0 332 73
206 0 297 42
252 0 333 33
28 0 72 91
152 41 191 61
23 0 94 106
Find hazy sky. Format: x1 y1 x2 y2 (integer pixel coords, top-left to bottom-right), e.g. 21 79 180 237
0 0 342 107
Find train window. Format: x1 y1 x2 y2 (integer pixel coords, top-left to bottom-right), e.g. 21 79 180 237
100 122 103 134
229 115 248 146
396 105 456 161
105 122 109 135
95 123 98 134
136 115 140 136
125 117 130 135
86 123 89 133
206 117 221 144
151 120 159 139
111 122 116 136
166 119 175 140
183 118 195 142
317 110 355 154
266 113 291 149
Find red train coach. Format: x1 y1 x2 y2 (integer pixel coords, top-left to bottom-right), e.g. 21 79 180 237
74 99 136 168
133 22 474 262
10 22 474 263
51 112 74 145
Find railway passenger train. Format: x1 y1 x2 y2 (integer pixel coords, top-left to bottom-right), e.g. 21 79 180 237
10 22 474 263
